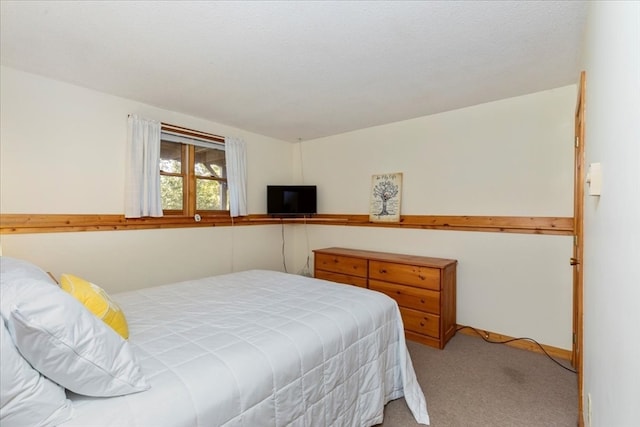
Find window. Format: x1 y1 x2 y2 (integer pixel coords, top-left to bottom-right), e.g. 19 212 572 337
159 124 228 216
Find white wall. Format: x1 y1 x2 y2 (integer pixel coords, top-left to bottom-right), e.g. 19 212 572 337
581 2 640 426
0 66 294 292
294 86 576 349
0 66 292 214
0 66 579 351
300 86 575 216
0 225 293 293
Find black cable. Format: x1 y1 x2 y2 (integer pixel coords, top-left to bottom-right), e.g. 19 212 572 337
303 215 311 274
456 325 577 374
281 220 288 273
296 215 312 276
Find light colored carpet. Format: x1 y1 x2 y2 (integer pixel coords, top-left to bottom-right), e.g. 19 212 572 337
379 333 578 427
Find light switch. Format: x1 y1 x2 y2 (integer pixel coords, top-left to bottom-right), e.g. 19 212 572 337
587 163 602 196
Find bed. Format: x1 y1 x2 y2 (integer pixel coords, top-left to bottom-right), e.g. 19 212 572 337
0 257 429 427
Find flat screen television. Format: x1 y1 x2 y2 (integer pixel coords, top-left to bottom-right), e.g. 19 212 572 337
267 185 317 217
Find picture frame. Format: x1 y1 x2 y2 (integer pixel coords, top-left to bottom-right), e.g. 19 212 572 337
369 172 402 223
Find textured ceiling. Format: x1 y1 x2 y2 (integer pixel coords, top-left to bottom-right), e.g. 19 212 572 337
0 1 587 142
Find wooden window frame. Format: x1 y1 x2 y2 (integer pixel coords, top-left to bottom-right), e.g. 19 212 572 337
160 123 229 218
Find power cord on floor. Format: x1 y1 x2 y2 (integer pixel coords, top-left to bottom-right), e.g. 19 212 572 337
456 325 577 374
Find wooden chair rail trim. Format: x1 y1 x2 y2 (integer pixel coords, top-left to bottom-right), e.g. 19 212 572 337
0 213 573 235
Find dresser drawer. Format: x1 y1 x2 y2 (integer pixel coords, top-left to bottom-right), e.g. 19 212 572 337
315 270 367 288
369 261 441 290
369 279 440 314
313 247 456 350
315 253 367 278
399 307 440 339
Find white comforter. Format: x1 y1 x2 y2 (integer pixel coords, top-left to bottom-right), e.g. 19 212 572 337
62 270 429 427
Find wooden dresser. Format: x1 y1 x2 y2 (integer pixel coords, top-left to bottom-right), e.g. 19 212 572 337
314 247 457 349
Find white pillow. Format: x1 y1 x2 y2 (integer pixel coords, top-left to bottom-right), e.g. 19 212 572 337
7 278 150 397
0 257 57 328
0 256 56 287
0 316 72 427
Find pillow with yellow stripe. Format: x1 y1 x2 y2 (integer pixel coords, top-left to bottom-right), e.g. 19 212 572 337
59 274 129 339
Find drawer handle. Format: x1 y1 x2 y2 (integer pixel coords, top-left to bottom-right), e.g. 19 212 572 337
420 299 425 303
396 291 401 295
379 269 387 274
333 258 339 263
420 322 425 327
418 275 425 280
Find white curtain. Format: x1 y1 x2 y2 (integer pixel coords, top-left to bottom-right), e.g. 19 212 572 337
124 115 163 218
225 136 247 217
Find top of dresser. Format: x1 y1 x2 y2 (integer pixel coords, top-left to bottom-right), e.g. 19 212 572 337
313 247 457 269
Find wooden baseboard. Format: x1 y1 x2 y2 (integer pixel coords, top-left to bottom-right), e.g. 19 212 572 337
456 324 573 361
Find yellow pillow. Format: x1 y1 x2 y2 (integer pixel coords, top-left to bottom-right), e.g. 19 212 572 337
59 274 129 339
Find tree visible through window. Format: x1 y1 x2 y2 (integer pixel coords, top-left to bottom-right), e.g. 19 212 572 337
159 125 228 216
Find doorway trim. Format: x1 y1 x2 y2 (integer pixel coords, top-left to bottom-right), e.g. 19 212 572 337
573 70 586 426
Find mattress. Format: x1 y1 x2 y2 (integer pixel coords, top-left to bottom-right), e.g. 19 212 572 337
61 270 429 426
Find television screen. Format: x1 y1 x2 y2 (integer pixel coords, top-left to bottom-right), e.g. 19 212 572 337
267 185 317 217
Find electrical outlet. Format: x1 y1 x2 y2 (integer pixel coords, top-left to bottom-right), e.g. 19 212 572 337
587 393 592 427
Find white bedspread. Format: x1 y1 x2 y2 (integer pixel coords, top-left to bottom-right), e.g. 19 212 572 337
62 270 429 427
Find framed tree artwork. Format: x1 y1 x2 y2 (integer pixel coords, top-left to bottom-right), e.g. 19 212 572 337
369 172 402 223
